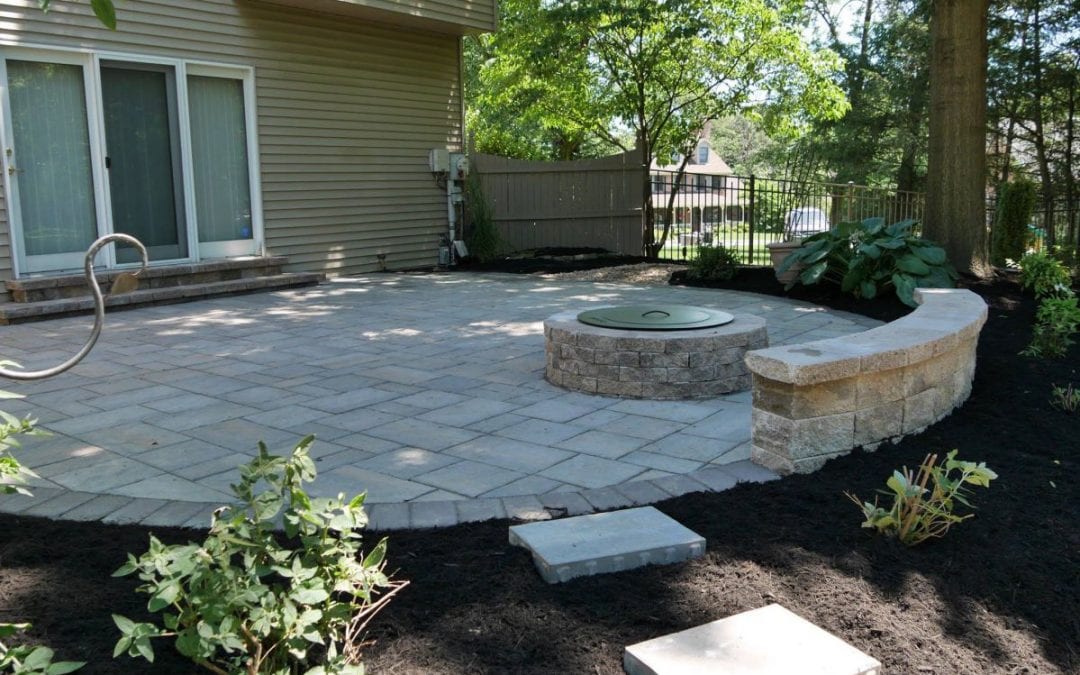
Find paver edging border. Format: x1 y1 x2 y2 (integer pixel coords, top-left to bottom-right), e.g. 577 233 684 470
744 288 988 474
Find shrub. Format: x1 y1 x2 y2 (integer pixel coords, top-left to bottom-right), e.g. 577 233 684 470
687 245 740 281
777 217 957 307
464 172 502 263
1022 294 1080 358
847 450 997 546
990 179 1037 266
1050 383 1080 413
113 436 406 674
1019 252 1073 298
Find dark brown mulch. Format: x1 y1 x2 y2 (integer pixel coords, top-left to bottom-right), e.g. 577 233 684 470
1 268 1078 674
458 249 649 275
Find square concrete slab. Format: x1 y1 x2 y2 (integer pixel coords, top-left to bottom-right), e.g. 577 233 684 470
508 506 704 584
623 603 881 675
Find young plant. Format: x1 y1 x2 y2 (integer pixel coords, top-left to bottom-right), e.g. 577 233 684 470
847 450 997 546
0 625 83 675
464 172 502 263
1019 252 1073 298
1021 293 1080 358
990 179 1037 267
777 217 957 307
113 436 406 674
687 244 740 281
1050 383 1080 413
0 382 85 675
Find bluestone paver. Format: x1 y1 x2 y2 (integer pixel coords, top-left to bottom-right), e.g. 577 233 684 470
2 273 875 529
509 506 705 583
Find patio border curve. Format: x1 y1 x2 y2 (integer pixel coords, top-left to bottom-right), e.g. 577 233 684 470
745 288 988 474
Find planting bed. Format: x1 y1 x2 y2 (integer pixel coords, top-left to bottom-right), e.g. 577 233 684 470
0 264 1076 674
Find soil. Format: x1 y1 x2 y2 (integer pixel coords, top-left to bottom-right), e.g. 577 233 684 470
1 258 1077 674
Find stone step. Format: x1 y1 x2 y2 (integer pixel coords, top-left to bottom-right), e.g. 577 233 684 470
623 604 882 675
6 257 289 303
508 506 704 584
0 272 323 324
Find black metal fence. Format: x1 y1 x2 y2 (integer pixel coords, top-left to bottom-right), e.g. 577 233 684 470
988 197 1079 255
650 170 924 265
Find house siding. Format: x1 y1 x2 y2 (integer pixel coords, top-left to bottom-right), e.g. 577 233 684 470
0 0 463 295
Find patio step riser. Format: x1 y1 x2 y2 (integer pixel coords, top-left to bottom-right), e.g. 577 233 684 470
7 257 287 303
0 272 323 324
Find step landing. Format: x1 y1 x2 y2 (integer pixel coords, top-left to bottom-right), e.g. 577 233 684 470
0 273 323 324
6 256 289 302
508 506 704 584
623 604 881 675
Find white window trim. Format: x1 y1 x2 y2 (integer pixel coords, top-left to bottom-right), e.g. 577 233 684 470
0 43 264 276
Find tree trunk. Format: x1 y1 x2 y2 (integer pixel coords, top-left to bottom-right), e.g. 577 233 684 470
924 0 991 277
1028 0 1056 249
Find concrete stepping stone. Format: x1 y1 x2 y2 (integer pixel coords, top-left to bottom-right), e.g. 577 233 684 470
623 603 881 675
508 506 704 584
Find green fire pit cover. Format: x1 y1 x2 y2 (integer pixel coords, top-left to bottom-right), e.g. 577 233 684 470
576 305 734 331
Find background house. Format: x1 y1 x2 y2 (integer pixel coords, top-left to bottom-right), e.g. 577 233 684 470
0 0 495 305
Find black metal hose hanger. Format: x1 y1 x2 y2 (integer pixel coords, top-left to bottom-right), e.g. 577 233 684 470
0 234 148 381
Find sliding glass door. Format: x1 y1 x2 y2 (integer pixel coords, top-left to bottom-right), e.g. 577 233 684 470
1 48 261 276
3 56 101 273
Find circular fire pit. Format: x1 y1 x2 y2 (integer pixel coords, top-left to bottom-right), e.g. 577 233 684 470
544 305 768 399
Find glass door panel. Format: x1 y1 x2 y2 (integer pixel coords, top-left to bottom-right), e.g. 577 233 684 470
6 58 98 273
100 61 188 263
188 75 254 253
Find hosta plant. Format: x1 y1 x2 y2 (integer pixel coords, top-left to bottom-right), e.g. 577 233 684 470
113 436 406 674
847 450 997 546
777 217 957 307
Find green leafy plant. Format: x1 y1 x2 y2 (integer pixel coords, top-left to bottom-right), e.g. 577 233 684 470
463 172 502 263
1019 252 1073 299
990 179 1037 267
847 450 997 546
0 379 84 675
113 436 406 674
687 244 740 281
777 217 957 307
0 625 83 675
1021 293 1080 358
1050 383 1080 413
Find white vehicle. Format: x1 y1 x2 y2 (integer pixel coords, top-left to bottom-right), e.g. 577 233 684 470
784 207 831 237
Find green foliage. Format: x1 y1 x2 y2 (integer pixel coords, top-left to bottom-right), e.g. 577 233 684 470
1022 294 1080 359
847 450 997 546
1050 383 1080 413
687 245 740 281
990 179 1037 266
463 173 502 263
113 436 406 675
38 0 116 29
777 217 957 306
1019 252 1073 298
0 625 84 675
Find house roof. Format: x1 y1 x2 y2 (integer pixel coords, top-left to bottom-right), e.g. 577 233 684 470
650 140 734 176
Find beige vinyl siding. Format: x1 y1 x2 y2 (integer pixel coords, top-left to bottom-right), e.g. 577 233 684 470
258 0 497 34
0 0 463 288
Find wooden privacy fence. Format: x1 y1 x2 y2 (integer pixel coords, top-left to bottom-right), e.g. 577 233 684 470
472 150 644 256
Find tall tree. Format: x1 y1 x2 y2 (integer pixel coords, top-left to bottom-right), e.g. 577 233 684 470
468 0 848 257
924 0 991 276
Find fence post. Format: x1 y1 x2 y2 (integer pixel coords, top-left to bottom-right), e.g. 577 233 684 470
747 175 756 265
846 181 855 221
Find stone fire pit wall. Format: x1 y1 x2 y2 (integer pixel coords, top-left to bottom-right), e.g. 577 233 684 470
745 289 988 474
545 311 767 399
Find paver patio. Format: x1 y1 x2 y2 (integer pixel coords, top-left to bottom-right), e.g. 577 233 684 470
0 273 881 529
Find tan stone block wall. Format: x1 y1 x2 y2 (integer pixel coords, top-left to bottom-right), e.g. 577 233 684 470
746 289 987 475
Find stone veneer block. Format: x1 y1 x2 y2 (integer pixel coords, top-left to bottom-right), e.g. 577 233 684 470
623 603 881 675
544 309 766 400
746 289 988 475
508 506 705 584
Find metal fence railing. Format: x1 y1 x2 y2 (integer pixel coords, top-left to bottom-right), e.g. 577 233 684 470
987 197 1078 255
649 171 924 265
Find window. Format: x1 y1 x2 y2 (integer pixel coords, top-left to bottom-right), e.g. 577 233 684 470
697 144 709 164
1 47 261 274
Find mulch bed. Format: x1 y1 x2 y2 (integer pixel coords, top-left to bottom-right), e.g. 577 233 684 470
1 262 1077 674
